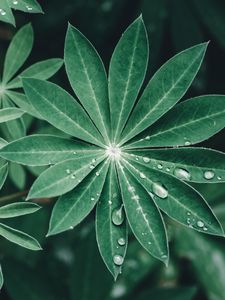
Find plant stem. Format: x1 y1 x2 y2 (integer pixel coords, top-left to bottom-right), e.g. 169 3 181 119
0 190 28 203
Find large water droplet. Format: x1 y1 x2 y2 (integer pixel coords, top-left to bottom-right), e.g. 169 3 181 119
143 157 150 163
174 168 191 180
152 182 168 199
112 206 125 226
204 170 215 180
118 238 126 246
113 255 124 266
197 220 204 228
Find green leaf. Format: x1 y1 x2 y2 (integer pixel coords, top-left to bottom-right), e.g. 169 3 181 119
0 162 8 190
7 58 63 89
27 155 106 199
125 148 225 183
0 223 42 250
3 23 33 83
108 16 148 142
7 0 43 14
48 159 109 235
6 91 43 119
65 23 110 143
0 202 41 218
117 162 168 263
120 43 208 144
0 0 15 26
22 78 105 147
0 265 3 290
122 157 224 237
96 163 128 280
9 163 26 189
0 134 102 166
126 95 225 148
0 108 24 123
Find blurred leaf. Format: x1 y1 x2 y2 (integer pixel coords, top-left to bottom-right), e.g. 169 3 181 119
9 163 26 189
136 287 197 300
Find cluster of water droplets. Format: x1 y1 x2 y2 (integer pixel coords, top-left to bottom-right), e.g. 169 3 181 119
186 212 208 231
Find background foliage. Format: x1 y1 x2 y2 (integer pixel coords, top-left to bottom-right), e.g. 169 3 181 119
0 0 225 299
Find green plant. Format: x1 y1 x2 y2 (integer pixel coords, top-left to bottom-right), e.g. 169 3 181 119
0 0 43 26
1 15 225 284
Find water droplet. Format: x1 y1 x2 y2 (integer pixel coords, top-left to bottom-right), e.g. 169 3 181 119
73 151 77 154
203 227 208 231
71 174 76 179
66 169 71 174
26 5 33 10
140 172 146 179
118 238 126 246
143 157 150 163
0 9 6 15
174 168 191 180
96 172 100 176
197 220 204 228
166 167 170 172
96 193 100 196
217 176 222 181
89 164 95 169
148 241 152 245
161 255 167 260
108 200 112 205
69 226 73 230
113 255 124 266
145 136 150 140
91 197 95 201
128 186 135 193
204 170 215 180
131 195 140 201
157 164 163 169
152 182 168 199
13 0 18 4
112 206 125 226
184 141 191 146
92 159 96 163
135 156 139 161
187 212 191 216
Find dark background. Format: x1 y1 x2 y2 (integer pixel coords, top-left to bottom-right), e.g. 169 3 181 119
0 1 225 299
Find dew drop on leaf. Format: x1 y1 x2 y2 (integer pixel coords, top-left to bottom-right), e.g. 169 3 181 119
128 186 135 193
112 206 125 226
91 197 95 201
145 136 150 140
174 168 191 180
140 172 146 179
204 170 215 180
66 169 71 174
197 220 204 228
70 174 76 179
152 182 168 199
13 0 18 4
184 140 191 146
113 255 124 266
96 172 100 176
118 238 126 246
0 9 6 16
217 176 222 180
157 164 163 169
26 5 33 11
143 157 150 163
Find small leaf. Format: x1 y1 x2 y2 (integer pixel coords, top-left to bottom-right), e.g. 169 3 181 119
0 202 41 218
0 134 102 166
117 162 168 263
0 265 3 290
0 108 24 123
96 163 128 280
125 148 225 183
123 158 224 237
0 162 8 190
27 155 106 199
3 23 33 83
108 15 148 142
121 43 208 144
48 159 109 235
0 0 15 26
22 78 105 147
7 0 43 14
9 163 26 189
65 23 110 143
0 223 42 250
7 58 63 89
127 95 225 148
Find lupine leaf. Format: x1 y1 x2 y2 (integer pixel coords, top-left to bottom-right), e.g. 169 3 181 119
27 155 106 199
65 24 110 143
7 0 43 14
0 223 42 250
96 163 128 280
0 162 8 190
0 108 24 123
0 134 102 166
0 265 3 290
120 43 208 144
122 158 224 236
108 16 148 142
3 23 33 83
22 78 105 147
48 159 109 235
125 148 225 183
0 0 15 26
126 95 225 148
7 58 63 89
0 202 41 218
9 163 26 189
117 162 169 263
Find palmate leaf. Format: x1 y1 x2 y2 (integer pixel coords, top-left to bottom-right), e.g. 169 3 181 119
0 108 24 123
2 16 225 280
